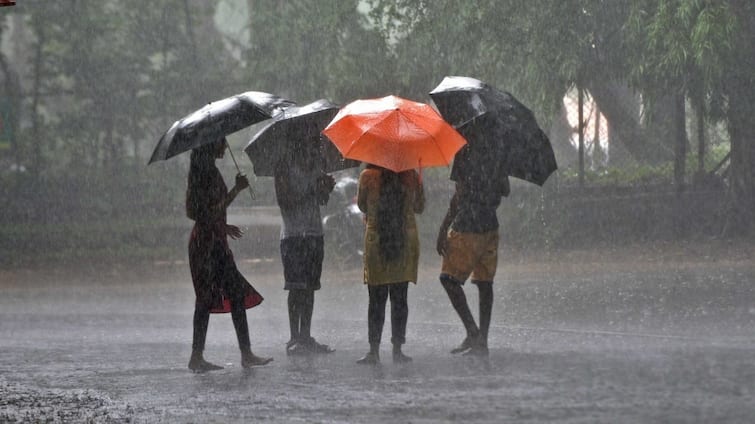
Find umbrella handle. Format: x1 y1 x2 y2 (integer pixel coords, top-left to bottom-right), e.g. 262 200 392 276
225 140 256 200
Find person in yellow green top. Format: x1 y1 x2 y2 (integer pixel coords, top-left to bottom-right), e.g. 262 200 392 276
356 164 425 364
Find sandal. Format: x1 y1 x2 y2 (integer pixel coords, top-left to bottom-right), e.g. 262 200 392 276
356 351 380 365
303 338 335 354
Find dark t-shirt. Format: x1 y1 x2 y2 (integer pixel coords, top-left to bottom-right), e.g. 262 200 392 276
449 146 509 233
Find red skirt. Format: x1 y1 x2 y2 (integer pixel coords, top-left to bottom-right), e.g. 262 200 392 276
189 223 263 313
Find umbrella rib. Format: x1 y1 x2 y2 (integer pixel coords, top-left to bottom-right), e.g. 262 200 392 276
432 133 454 167
339 111 394 158
398 109 458 168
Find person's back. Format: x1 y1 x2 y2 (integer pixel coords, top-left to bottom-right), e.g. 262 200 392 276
275 160 323 239
359 168 423 234
273 152 335 355
436 144 510 358
356 165 425 364
358 166 424 284
449 145 509 233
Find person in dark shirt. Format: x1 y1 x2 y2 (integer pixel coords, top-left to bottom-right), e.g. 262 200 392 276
436 143 510 356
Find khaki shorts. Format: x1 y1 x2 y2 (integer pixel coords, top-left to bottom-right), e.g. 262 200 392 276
440 229 499 284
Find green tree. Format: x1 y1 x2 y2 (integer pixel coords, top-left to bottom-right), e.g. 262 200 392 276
243 0 394 104
626 0 755 232
368 0 755 233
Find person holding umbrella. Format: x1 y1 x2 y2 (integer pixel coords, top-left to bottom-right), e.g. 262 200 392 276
186 138 272 371
321 94 465 364
355 164 425 364
273 136 337 356
150 90 293 371
246 99 359 356
435 138 510 358
429 76 556 357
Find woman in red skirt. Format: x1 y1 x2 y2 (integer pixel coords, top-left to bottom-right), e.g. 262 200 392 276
186 137 272 372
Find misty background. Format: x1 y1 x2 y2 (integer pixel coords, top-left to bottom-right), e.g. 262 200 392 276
0 0 753 268
2 2 755 423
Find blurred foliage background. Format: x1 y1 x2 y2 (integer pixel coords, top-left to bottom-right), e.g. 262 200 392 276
0 0 753 266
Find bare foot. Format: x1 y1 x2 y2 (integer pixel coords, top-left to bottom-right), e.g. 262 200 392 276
242 353 273 368
188 357 224 373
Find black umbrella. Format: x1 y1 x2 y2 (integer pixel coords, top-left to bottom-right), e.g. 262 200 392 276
429 76 557 185
148 91 294 164
244 99 360 177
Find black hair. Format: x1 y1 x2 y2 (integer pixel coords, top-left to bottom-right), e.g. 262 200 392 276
374 166 407 261
186 138 223 220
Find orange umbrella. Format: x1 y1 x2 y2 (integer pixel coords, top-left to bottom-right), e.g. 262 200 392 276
322 95 467 172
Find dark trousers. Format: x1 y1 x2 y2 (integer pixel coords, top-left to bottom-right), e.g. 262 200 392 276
192 293 250 354
367 282 409 346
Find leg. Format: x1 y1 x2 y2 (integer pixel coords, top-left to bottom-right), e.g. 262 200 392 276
295 237 318 342
230 294 273 367
299 289 314 341
368 285 388 346
465 280 492 356
302 237 333 353
439 230 481 353
295 289 334 354
440 275 480 351
357 285 388 364
287 289 302 346
188 303 223 372
282 237 303 346
474 280 493 347
389 282 412 363
465 231 498 355
229 294 251 353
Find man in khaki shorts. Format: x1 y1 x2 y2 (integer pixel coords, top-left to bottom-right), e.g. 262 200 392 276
436 145 510 356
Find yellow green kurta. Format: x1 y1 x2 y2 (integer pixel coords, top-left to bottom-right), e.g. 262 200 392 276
357 168 424 285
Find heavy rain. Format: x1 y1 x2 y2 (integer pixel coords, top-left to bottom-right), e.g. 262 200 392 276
1 1 754 423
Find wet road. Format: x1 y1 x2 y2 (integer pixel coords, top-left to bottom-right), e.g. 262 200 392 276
1 250 754 423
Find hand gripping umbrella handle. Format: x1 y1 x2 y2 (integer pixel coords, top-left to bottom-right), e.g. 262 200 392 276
225 140 256 200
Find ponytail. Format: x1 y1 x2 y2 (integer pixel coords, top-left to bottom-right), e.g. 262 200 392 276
376 169 407 261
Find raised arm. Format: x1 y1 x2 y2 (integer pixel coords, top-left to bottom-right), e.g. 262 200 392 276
223 173 249 209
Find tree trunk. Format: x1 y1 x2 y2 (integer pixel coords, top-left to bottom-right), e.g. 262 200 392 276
30 21 46 179
578 87 585 187
586 79 673 164
724 96 755 236
696 99 705 175
722 0 755 236
0 47 22 192
672 93 687 193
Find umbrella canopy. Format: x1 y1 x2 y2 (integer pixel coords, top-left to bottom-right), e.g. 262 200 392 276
149 91 294 164
429 76 557 185
322 95 467 172
244 99 359 176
